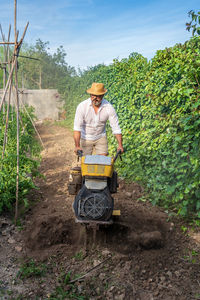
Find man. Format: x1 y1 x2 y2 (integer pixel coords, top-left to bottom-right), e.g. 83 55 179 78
73 82 123 156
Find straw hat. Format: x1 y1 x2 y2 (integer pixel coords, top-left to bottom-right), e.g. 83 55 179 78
86 83 107 95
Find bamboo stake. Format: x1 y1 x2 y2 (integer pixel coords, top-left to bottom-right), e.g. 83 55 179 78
7 25 14 121
6 25 11 64
0 62 12 65
17 22 29 48
2 66 6 119
0 20 30 112
14 0 20 225
0 42 15 45
2 80 12 160
8 85 24 130
0 24 7 119
0 24 6 43
14 0 17 41
14 61 20 225
0 0 29 223
0 56 17 112
0 29 18 113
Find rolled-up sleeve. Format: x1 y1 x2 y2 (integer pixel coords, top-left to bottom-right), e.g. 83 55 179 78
74 103 83 131
108 105 121 134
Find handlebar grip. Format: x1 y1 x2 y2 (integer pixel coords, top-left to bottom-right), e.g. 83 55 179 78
113 149 122 162
77 150 83 157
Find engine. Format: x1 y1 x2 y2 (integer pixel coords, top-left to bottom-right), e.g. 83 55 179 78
70 154 119 223
73 184 114 221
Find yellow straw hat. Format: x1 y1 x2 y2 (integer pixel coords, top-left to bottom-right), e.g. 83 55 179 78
86 82 107 95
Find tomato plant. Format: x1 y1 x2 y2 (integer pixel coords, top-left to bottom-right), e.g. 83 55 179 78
0 106 41 212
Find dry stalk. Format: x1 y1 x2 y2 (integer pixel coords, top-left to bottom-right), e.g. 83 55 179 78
69 257 111 284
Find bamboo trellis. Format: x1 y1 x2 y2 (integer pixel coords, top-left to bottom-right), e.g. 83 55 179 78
0 0 44 224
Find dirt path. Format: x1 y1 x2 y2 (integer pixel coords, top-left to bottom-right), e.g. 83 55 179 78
0 123 200 300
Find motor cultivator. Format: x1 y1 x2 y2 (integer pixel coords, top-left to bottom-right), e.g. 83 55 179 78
68 150 122 227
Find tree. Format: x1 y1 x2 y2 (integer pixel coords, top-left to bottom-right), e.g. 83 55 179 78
18 39 76 92
186 10 200 36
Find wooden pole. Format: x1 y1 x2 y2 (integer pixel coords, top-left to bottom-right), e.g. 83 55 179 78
2 80 12 160
0 0 29 224
0 25 6 43
0 42 15 45
0 25 6 119
6 25 14 122
0 20 28 112
2 67 6 119
14 0 17 40
14 0 20 225
0 29 18 114
0 62 12 64
0 56 17 112
17 22 29 48
14 61 20 225
6 25 11 64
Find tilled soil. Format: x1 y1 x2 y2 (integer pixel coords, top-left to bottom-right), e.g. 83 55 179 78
0 123 200 300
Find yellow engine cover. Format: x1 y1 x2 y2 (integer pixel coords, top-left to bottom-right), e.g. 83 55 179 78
81 156 114 178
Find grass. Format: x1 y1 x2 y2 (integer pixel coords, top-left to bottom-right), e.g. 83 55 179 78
183 249 200 264
47 270 88 300
73 250 84 261
47 285 87 300
17 259 47 279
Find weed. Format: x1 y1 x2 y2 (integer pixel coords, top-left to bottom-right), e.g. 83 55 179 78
48 285 86 299
64 272 71 284
165 210 176 218
17 259 47 279
14 219 24 231
48 272 88 300
183 249 199 264
58 271 71 284
194 220 200 227
138 196 147 202
104 266 108 271
73 250 84 261
104 281 109 290
7 290 14 295
191 249 199 257
181 225 188 233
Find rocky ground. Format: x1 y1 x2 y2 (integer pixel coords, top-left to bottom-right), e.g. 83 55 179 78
0 123 200 300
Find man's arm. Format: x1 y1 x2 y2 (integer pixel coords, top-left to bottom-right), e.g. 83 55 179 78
115 134 124 153
74 131 82 154
108 105 124 153
74 103 84 154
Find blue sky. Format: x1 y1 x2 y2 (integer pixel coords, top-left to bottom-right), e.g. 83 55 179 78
0 0 199 70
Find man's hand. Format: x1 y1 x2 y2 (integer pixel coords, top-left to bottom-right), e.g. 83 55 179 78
117 145 124 153
74 146 83 154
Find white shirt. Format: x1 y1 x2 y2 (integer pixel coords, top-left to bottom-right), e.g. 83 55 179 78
74 98 121 141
